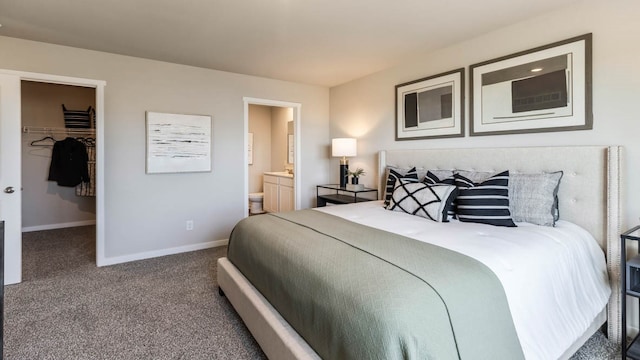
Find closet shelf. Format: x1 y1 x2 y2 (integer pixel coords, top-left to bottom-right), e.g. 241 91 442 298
22 126 95 135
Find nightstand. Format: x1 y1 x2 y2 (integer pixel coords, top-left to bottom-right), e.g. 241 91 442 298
622 225 640 359
316 184 377 207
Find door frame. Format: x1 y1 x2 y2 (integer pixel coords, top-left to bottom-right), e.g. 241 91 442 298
0 69 107 281
243 97 301 216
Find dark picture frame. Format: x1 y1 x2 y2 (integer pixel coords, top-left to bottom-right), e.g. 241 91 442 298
395 68 465 140
469 33 592 136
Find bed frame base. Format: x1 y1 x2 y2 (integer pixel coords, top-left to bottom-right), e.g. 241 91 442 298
217 257 321 360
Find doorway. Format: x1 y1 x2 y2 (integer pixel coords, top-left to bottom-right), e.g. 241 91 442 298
243 97 301 217
0 69 106 285
21 81 97 231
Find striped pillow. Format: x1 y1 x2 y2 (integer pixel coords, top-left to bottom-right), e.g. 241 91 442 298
383 167 419 207
423 170 455 185
62 104 93 129
454 170 516 227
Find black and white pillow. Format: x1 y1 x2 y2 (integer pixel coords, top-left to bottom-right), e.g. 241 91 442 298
387 179 457 222
62 104 93 129
454 170 516 227
422 170 456 217
383 167 419 207
422 170 455 185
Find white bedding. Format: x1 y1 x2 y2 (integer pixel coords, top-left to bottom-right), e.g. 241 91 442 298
315 201 611 360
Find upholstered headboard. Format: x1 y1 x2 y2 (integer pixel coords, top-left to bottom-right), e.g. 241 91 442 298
378 146 622 342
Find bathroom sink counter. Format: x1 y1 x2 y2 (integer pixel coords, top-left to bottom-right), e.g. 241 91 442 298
264 171 294 178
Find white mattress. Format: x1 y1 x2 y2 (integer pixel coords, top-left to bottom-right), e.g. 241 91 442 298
316 201 611 360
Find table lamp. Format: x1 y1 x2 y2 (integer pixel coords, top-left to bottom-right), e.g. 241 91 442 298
332 138 357 188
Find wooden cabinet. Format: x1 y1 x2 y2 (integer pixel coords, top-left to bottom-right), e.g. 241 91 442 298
263 177 279 213
278 177 294 212
263 173 294 213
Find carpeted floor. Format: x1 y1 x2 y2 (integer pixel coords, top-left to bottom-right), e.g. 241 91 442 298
4 226 620 359
6 226 265 359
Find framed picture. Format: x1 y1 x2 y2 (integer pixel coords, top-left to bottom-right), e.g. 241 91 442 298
470 33 592 136
395 68 464 140
146 111 212 174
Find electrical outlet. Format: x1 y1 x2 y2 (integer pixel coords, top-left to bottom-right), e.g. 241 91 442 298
186 220 194 231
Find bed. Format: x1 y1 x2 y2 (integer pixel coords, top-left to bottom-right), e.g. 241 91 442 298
217 146 622 359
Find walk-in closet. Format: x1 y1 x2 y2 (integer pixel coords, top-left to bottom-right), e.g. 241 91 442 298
21 81 97 275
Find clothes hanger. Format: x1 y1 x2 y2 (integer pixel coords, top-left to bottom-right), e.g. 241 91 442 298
75 137 95 146
30 136 58 147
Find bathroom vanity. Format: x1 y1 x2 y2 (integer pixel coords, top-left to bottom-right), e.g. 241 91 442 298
263 172 294 213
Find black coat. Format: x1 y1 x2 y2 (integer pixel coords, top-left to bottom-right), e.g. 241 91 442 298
48 137 89 187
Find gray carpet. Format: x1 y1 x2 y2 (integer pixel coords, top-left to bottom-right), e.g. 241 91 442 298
4 226 620 359
6 226 265 359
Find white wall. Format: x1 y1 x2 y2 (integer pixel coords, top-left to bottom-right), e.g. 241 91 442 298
330 0 640 231
0 36 330 260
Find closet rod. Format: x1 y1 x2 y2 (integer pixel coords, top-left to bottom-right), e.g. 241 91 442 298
22 126 95 136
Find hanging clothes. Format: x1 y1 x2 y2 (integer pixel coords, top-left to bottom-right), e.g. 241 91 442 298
76 140 96 197
48 137 89 187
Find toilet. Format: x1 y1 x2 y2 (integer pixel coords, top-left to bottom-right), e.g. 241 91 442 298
248 192 265 214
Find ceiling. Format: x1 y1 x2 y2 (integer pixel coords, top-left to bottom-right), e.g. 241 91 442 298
0 0 581 87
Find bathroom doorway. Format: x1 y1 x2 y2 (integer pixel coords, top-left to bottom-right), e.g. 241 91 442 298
243 97 301 217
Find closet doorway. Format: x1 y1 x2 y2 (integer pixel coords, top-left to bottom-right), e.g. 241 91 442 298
0 69 105 285
22 81 97 233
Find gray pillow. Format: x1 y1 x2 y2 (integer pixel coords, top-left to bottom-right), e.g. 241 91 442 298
509 171 563 226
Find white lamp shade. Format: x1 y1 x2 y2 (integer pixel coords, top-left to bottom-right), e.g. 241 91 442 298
332 138 357 157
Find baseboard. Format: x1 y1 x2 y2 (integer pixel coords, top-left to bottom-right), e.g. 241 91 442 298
22 220 97 233
97 238 229 267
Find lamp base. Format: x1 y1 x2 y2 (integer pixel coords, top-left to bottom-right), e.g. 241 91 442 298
339 161 349 188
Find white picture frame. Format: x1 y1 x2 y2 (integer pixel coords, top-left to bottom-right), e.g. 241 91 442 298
146 111 212 174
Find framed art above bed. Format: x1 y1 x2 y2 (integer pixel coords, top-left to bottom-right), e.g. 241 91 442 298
395 68 464 140
469 33 592 136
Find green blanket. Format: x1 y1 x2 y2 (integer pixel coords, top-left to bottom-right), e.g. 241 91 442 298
227 210 524 360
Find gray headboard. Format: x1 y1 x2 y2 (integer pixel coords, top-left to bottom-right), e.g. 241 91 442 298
378 146 622 342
